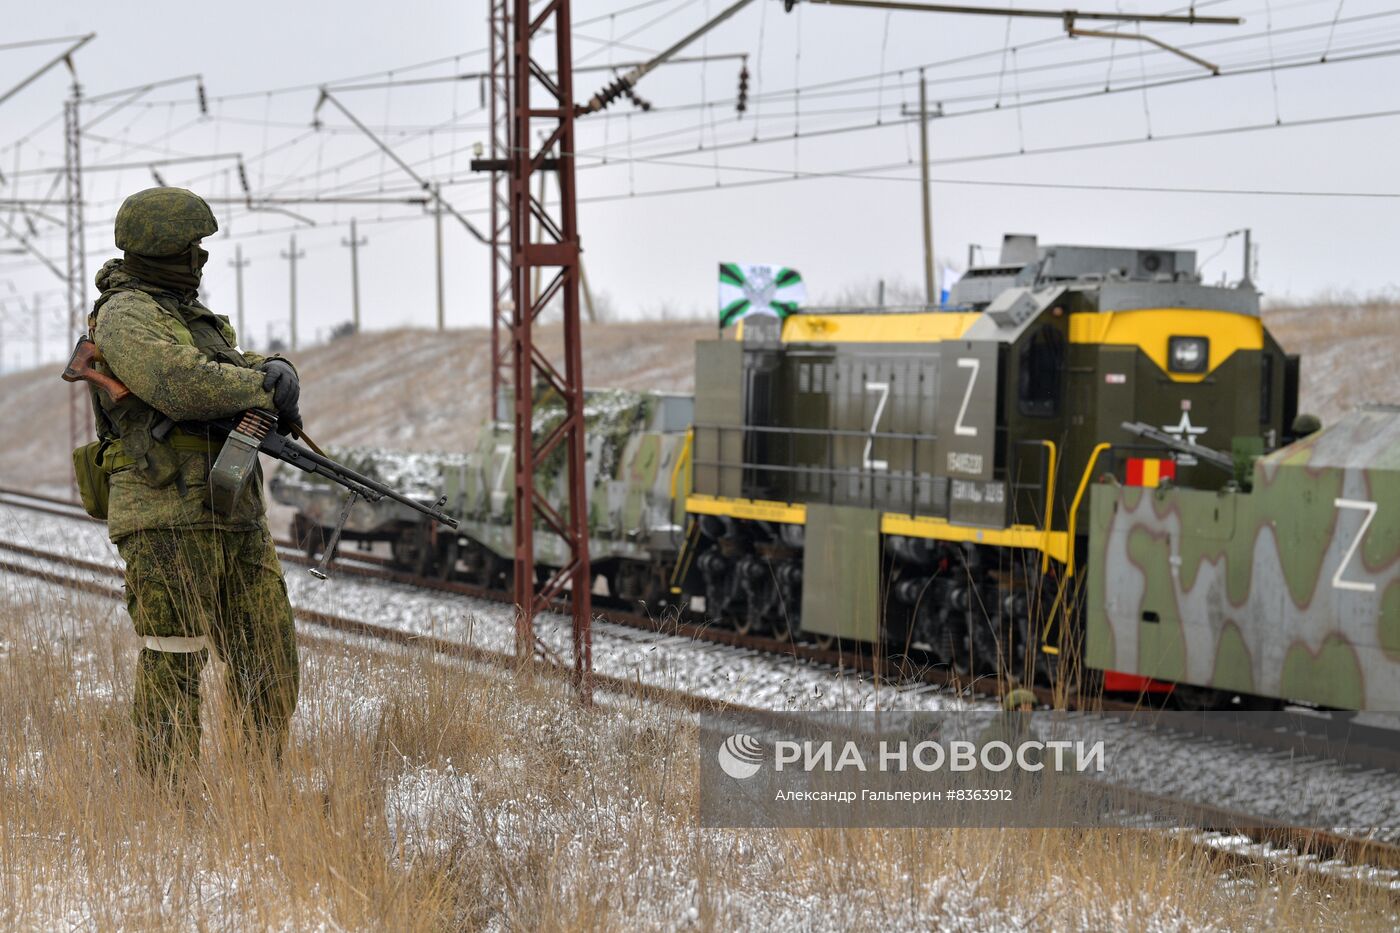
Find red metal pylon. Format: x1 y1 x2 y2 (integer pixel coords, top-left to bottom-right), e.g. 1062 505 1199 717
508 0 592 700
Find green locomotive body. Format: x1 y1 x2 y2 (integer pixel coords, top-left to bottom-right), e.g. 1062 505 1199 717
681 235 1297 679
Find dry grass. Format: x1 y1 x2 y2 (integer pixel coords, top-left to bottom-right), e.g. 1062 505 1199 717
3 573 1399 930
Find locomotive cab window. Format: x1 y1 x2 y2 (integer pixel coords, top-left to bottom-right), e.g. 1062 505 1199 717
1018 325 1066 417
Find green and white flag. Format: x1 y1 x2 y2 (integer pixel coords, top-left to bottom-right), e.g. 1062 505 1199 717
718 262 805 328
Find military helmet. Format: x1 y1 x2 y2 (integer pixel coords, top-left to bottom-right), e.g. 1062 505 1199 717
1002 688 1038 711
1292 412 1322 437
114 187 218 257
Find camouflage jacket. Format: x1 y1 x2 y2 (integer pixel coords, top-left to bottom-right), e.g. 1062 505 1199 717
89 259 282 540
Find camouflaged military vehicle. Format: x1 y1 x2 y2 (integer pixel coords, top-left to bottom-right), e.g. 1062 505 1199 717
276 389 692 599
440 388 693 602
1088 406 1400 711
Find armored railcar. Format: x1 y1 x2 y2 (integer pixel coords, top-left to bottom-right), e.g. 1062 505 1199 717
442 388 694 604
1088 406 1400 711
679 234 1298 679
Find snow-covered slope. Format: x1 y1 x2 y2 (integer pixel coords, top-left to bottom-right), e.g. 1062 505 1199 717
0 321 714 495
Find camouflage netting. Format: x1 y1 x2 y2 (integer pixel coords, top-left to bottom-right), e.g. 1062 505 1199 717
533 388 651 490
273 446 470 501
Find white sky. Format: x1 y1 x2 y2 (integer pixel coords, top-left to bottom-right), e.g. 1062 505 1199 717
2 0 1398 371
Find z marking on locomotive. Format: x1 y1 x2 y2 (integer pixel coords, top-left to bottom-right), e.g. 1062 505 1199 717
863 380 891 471
954 358 980 438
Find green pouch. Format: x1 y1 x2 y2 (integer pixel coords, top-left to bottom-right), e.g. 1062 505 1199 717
72 439 115 520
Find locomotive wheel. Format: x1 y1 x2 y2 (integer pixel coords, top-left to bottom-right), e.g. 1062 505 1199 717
811 632 836 651
769 612 794 643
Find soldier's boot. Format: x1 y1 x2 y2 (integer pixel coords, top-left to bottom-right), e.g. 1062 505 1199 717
132 644 208 790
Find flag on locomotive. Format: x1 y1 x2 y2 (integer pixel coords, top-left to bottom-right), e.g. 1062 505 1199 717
718 262 805 327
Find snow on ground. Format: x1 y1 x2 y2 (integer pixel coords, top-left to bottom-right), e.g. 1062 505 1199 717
0 502 975 714
9 502 1400 849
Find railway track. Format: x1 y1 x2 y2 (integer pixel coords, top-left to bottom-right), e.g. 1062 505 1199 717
6 485 1400 766
3 525 1400 891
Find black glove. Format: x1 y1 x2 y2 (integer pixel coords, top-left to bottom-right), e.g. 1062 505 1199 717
259 359 302 435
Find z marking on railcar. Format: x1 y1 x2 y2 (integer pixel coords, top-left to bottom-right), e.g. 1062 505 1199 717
863 380 891 471
492 444 512 510
1332 498 1378 593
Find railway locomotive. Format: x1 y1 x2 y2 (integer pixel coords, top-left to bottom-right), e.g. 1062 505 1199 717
276 234 1400 709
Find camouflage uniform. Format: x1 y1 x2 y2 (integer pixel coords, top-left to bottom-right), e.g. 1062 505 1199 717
89 188 299 785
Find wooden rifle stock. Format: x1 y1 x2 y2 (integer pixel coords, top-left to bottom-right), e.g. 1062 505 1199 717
61 336 131 403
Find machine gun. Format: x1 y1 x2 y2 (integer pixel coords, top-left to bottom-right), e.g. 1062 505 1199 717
63 335 458 580
1120 420 1235 473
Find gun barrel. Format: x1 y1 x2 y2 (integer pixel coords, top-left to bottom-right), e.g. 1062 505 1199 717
1120 421 1234 472
273 435 459 529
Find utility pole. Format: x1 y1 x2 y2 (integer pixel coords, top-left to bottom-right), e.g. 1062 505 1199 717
918 69 935 308
579 258 598 324
228 243 250 339
508 0 592 700
434 186 445 331
64 68 87 493
33 293 41 365
488 0 512 420
280 234 304 351
341 218 367 332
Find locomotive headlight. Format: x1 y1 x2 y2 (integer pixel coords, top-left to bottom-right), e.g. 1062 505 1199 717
1168 336 1209 374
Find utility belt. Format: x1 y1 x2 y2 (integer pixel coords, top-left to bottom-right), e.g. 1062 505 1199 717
104 424 222 472
74 423 224 520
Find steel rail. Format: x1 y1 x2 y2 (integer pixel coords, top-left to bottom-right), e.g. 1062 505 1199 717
6 488 1400 768
3 535 1399 892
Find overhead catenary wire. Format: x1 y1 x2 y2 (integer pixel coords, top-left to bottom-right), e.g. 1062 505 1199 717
3 0 1397 287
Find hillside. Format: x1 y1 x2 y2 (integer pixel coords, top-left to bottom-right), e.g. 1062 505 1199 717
0 321 715 496
1 304 1393 497
1261 299 1400 422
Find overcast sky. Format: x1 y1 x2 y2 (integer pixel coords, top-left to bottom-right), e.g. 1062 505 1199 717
2 0 1398 370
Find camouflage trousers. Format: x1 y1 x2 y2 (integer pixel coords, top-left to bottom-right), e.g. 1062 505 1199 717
115 525 299 785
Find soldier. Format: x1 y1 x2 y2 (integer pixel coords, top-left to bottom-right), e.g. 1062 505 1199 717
87 187 302 787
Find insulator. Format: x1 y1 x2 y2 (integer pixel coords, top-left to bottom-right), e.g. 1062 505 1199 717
196 80 208 117
736 65 749 115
